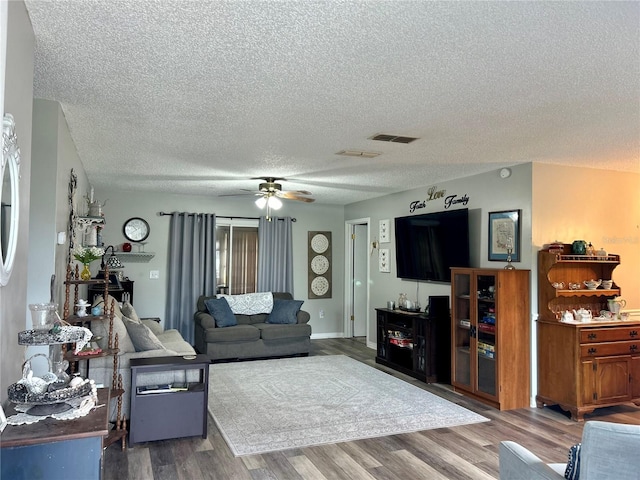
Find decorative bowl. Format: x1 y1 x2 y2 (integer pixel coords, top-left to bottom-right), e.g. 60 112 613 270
601 280 613 289
583 279 601 290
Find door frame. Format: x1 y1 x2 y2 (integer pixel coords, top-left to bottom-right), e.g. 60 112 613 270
344 218 371 343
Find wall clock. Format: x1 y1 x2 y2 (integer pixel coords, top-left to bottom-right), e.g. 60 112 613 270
308 231 332 299
123 217 150 242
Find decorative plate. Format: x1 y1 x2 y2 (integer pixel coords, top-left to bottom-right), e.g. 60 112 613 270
310 255 330 275
310 233 329 254
311 276 330 296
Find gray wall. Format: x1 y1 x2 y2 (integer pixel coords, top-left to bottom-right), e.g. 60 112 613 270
29 99 91 366
0 0 34 405
96 189 346 336
345 163 534 345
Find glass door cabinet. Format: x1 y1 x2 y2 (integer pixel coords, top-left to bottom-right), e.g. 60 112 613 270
451 268 531 410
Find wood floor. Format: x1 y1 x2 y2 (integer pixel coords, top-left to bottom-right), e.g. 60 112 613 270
104 338 640 480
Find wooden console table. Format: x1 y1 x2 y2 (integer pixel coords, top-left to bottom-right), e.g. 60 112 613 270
0 388 110 480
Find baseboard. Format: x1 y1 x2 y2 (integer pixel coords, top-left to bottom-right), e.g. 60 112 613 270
311 332 345 339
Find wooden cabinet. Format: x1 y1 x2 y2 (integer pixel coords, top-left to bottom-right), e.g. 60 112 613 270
537 320 640 420
536 245 639 420
451 268 531 410
375 308 449 383
1 388 110 480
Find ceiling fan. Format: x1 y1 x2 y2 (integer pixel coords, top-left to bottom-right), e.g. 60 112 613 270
222 177 314 219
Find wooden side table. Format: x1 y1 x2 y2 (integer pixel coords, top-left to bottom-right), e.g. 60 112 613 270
0 388 110 480
129 354 209 445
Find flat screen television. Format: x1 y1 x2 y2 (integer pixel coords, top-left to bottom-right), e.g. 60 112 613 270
394 208 470 283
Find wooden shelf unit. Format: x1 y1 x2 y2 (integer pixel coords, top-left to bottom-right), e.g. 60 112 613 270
538 244 621 322
536 245 639 420
63 263 127 449
451 267 531 410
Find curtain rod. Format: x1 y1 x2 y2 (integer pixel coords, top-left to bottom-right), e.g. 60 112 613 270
158 211 296 222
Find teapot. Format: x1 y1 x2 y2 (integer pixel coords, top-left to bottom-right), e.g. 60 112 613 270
573 308 592 322
583 279 601 290
561 310 574 322
87 199 107 217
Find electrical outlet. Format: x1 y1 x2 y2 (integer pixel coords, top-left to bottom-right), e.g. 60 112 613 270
319 310 325 319
149 270 160 279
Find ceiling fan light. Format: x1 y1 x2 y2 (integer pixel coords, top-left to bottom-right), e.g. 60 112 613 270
255 196 267 209
268 196 283 210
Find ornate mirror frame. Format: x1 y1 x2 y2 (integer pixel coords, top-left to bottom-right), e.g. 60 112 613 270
1 113 21 286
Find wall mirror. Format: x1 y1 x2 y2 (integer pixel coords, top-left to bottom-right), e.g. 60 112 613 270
1 114 20 286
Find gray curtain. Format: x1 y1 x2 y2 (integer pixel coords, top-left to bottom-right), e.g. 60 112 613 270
166 212 216 344
257 216 293 293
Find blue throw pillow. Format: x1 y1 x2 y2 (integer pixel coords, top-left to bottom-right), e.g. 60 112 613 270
204 297 237 328
564 443 581 480
267 299 304 324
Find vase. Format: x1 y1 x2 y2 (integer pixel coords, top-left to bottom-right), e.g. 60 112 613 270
80 263 92 280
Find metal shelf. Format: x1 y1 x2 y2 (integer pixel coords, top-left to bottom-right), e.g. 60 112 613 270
116 252 155 262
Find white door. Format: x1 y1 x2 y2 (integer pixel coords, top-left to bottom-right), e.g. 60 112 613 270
353 223 368 337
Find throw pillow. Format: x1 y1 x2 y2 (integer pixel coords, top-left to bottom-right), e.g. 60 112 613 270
266 299 303 324
204 297 238 328
564 443 581 480
122 316 165 352
141 318 164 336
121 301 140 322
90 313 136 354
217 292 273 315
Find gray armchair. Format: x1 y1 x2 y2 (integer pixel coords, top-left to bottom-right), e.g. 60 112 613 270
499 420 640 480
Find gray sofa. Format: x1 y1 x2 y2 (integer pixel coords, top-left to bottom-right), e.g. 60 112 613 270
499 420 640 479
194 292 311 361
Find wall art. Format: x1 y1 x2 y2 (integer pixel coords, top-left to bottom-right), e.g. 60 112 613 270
488 210 521 262
308 231 332 298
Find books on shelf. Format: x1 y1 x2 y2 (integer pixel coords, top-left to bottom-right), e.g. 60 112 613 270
136 383 189 395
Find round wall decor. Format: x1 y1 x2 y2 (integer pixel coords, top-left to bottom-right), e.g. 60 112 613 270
308 231 332 299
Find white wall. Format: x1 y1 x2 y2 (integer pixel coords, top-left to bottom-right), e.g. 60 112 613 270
0 0 34 405
97 189 346 336
345 163 534 344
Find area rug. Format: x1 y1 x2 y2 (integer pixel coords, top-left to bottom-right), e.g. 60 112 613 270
208 355 489 456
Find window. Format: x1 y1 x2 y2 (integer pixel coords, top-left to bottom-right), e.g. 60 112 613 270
216 220 258 294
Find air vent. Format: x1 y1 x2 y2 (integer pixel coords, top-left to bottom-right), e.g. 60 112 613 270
335 150 381 158
370 133 418 144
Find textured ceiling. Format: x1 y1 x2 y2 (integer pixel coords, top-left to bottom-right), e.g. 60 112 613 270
24 1 640 205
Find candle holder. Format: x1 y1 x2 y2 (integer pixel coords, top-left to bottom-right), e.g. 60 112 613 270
504 246 515 270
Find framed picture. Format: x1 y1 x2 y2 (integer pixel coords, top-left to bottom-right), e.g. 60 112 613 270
379 248 390 273
379 219 390 243
488 210 521 262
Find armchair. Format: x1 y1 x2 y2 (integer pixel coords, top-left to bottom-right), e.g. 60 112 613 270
499 420 640 480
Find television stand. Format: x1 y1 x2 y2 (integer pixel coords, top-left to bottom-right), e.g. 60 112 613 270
375 308 450 383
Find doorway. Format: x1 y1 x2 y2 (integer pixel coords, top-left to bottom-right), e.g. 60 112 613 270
344 219 370 344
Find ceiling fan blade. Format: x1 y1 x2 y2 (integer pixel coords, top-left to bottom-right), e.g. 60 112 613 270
218 190 261 197
277 192 315 202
